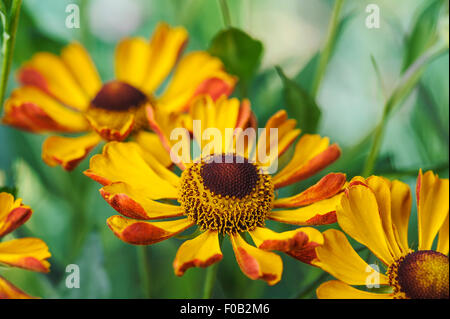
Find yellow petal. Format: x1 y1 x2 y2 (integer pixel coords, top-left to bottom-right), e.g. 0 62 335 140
337 184 395 265
107 215 193 245
390 180 412 253
100 182 184 220
437 213 449 255
316 280 393 299
18 52 89 110
173 230 223 276
134 131 173 168
417 170 450 251
141 23 188 94
157 51 235 113
3 86 89 132
0 193 32 237
42 132 102 171
0 238 51 272
61 42 102 99
269 195 340 225
230 233 283 286
84 107 136 142
85 142 178 200
313 229 389 285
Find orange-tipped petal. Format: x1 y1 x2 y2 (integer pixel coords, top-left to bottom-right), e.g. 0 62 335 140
249 227 324 264
85 108 135 142
230 233 282 286
173 230 223 276
0 276 36 299
0 238 51 273
107 215 194 245
100 182 184 220
42 132 102 171
274 173 346 208
0 193 32 237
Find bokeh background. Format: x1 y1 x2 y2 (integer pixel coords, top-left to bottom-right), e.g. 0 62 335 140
0 0 448 298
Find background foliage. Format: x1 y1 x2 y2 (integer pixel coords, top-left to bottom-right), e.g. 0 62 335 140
0 0 448 298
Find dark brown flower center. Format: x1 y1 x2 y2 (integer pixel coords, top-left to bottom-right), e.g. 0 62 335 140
392 250 449 299
201 154 259 199
91 80 147 111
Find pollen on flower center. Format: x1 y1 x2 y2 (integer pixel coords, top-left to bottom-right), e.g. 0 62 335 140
178 154 274 234
388 250 449 299
91 80 147 111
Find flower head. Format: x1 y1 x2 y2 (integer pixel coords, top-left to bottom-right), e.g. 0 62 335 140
85 96 343 285
0 192 51 299
2 23 236 171
314 171 449 299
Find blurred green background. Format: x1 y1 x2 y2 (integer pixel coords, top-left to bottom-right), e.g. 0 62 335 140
0 0 448 299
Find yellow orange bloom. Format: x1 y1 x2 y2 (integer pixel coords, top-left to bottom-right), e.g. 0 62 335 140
2 22 236 171
85 96 342 285
314 171 449 299
0 192 51 299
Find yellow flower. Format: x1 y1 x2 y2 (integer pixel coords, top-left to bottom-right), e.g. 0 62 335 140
84 95 343 285
0 192 51 299
2 22 236 171
314 171 449 299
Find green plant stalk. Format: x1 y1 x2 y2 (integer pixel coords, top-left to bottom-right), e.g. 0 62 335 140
202 235 223 299
0 0 21 110
138 246 152 299
362 45 448 177
311 0 345 98
295 271 329 299
218 0 232 28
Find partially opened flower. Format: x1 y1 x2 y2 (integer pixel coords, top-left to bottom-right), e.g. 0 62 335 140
2 22 236 170
314 171 449 299
85 96 343 285
0 192 51 299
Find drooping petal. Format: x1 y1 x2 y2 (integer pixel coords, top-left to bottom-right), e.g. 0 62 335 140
274 173 346 208
42 132 102 171
85 142 178 199
389 180 412 253
366 176 403 258
313 229 389 285
272 134 341 189
437 213 449 255
0 276 36 299
61 42 102 99
157 51 236 113
337 184 395 266
84 107 135 141
316 280 393 299
3 86 89 133
0 238 51 272
17 52 89 110
173 230 223 276
107 215 194 245
134 131 173 168
230 233 282 286
249 227 324 264
416 170 449 251
0 193 32 238
140 23 189 94
269 195 341 225
100 182 184 220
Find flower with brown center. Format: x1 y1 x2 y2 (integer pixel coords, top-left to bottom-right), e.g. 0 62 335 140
314 171 449 299
84 96 344 285
2 22 236 170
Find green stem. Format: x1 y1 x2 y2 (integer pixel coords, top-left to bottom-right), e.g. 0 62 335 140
311 0 345 98
218 0 232 28
137 246 152 299
295 271 329 299
0 0 22 110
202 262 219 299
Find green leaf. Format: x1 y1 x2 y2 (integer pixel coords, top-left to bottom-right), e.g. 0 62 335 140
402 0 444 71
276 66 321 134
209 27 263 97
